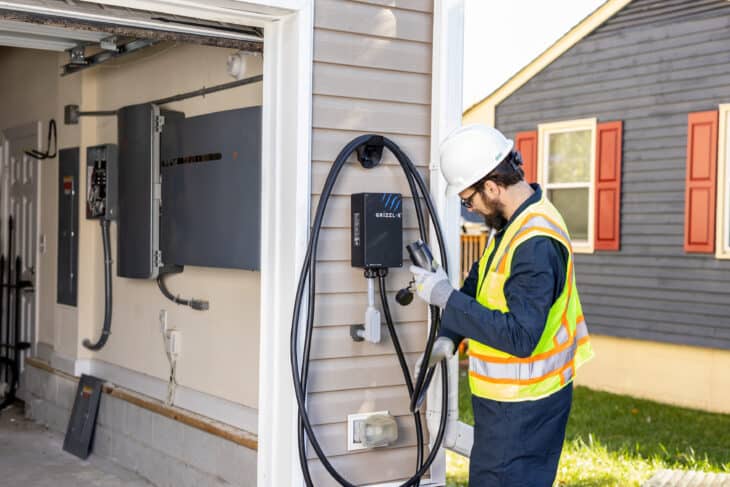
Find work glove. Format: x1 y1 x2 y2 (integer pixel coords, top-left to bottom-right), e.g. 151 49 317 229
414 337 455 381
409 264 454 308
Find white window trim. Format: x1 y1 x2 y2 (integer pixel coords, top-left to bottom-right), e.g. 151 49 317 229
537 118 597 254
716 104 730 259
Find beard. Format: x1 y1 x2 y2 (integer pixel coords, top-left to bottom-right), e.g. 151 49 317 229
480 193 508 230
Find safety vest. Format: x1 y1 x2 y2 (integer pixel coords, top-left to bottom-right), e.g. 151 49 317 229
468 192 594 402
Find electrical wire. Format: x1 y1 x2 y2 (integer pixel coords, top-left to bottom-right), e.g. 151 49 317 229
378 269 423 485
24 120 57 160
291 134 450 486
83 219 113 350
160 326 178 407
157 272 210 311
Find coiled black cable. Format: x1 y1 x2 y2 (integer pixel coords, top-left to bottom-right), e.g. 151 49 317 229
291 134 450 486
83 219 113 350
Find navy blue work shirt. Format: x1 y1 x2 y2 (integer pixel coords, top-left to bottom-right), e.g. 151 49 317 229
440 184 568 358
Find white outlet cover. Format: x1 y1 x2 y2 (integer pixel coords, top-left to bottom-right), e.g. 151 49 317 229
347 410 389 451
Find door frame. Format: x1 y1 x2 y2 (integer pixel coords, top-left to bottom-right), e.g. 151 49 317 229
2 121 42 362
90 1 315 485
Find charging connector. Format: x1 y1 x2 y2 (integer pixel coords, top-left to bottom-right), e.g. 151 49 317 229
351 277 381 343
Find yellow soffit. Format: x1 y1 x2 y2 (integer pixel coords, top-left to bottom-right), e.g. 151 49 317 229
463 0 633 117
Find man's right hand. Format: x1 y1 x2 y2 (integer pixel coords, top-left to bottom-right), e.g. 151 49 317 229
413 337 455 381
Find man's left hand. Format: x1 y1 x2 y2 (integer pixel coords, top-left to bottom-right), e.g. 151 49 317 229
410 264 454 308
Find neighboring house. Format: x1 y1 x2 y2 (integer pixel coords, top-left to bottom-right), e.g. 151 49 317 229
0 1 464 487
464 0 730 414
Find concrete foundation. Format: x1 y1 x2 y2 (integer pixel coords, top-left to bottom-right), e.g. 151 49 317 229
19 361 257 487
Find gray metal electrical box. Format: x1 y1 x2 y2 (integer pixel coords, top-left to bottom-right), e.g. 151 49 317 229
85 144 118 221
117 103 183 279
57 148 79 306
160 106 261 271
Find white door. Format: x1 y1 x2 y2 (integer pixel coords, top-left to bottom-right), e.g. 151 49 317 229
1 122 40 375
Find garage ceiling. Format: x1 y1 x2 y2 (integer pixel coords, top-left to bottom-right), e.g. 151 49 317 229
0 0 263 51
0 18 106 50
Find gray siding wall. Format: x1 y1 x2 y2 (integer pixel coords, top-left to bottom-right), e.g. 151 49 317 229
495 0 730 350
309 1 434 485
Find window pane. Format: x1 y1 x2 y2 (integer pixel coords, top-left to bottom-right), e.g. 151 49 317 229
547 130 591 183
548 188 589 241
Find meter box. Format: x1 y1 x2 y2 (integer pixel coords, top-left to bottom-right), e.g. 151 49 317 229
85 144 118 221
160 106 261 271
351 193 403 269
117 103 183 279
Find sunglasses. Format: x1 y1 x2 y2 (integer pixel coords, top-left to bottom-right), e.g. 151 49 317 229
460 189 479 209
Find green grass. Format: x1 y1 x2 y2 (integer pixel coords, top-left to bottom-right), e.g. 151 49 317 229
447 367 730 487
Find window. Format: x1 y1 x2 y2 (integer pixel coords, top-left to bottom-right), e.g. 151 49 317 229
717 104 730 258
537 119 597 253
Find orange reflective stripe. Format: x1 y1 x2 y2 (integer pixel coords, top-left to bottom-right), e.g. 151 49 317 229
559 362 574 386
468 336 574 364
469 359 575 386
578 336 591 346
498 227 572 273
520 212 569 238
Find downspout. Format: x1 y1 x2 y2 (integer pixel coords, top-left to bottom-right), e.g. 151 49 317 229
427 0 473 463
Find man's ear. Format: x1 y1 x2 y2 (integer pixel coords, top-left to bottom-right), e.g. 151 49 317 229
483 180 500 197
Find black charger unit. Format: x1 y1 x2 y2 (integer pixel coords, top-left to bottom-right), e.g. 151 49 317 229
351 193 403 269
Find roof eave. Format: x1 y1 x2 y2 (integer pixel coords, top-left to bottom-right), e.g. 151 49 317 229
463 0 633 118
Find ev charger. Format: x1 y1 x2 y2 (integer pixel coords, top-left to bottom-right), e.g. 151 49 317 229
350 193 403 269
350 193 403 343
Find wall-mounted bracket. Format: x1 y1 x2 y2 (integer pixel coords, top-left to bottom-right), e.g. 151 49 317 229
356 135 384 169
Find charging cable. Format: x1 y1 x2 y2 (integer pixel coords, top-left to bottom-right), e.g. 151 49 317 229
291 134 450 486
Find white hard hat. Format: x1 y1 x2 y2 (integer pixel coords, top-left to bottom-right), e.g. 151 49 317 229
440 124 514 197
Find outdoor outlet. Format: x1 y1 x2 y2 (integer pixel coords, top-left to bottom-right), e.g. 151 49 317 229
347 411 398 451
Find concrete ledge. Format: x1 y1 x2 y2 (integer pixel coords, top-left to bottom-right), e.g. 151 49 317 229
22 358 258 487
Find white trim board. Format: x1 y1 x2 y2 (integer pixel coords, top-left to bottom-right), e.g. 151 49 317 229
254 3 314 487
49 353 259 434
716 104 730 259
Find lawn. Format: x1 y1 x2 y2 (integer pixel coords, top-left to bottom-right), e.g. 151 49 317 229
446 367 730 487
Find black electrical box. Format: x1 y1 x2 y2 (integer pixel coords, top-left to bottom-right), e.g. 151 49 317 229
351 193 403 269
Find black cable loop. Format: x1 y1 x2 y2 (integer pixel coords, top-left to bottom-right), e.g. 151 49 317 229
291 134 450 486
24 120 57 160
83 219 113 350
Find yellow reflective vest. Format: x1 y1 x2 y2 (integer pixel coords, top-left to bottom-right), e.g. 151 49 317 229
468 192 594 402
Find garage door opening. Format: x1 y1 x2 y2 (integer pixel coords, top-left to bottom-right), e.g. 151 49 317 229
0 1 286 484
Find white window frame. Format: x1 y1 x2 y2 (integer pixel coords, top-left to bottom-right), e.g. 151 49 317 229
716 104 730 259
537 118 597 253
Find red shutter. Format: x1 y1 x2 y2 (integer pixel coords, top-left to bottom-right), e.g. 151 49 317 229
684 110 718 253
515 131 537 183
594 121 623 251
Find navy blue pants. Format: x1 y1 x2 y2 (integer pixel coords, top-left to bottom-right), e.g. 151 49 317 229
469 383 573 486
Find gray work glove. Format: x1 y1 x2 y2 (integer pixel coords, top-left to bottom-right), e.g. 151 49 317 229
410 264 454 308
414 337 455 381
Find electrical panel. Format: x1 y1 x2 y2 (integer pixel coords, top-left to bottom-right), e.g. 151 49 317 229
117 103 184 279
57 148 79 306
85 144 118 220
160 106 262 271
351 193 403 269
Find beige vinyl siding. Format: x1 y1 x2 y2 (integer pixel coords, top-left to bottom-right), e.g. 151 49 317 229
309 0 434 485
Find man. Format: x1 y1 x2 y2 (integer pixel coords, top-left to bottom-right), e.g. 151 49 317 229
411 125 594 486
